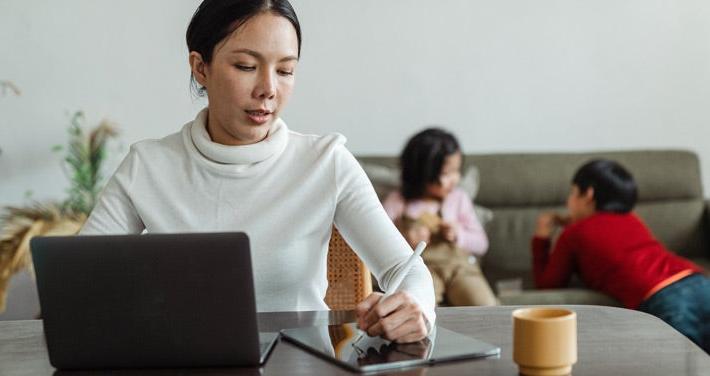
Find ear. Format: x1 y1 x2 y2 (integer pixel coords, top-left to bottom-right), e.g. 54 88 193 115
583 187 595 203
189 51 208 87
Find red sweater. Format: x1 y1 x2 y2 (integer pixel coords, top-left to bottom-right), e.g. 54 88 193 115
531 212 703 309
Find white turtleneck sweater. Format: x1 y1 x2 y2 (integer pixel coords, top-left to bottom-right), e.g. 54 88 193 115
81 109 436 326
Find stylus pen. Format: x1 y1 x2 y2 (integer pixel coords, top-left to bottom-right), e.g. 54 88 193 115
381 241 428 299
354 241 427 343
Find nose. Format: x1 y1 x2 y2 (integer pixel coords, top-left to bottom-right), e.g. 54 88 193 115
253 69 276 100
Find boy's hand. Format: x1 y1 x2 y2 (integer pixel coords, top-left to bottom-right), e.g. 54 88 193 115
555 214 572 226
355 291 429 343
535 212 564 238
440 221 458 243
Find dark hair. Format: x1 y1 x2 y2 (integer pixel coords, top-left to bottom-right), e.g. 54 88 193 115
399 128 461 200
186 0 302 96
572 159 637 213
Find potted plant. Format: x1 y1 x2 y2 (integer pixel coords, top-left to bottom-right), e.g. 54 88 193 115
0 111 118 313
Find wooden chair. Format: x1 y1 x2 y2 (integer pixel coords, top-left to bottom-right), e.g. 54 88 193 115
324 227 373 310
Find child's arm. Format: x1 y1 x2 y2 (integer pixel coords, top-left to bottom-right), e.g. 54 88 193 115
401 222 431 250
383 191 430 249
452 190 489 256
382 191 405 222
531 229 575 289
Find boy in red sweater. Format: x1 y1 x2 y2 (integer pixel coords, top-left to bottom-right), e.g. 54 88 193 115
532 159 709 353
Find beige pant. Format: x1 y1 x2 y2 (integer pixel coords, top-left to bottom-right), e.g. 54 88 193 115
423 242 498 306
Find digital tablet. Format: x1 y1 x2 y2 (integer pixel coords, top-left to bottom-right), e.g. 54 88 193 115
281 323 500 373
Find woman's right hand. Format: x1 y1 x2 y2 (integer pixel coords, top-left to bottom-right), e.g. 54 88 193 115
355 291 429 343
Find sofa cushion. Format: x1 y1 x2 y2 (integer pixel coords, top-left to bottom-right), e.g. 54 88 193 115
359 162 400 201
466 150 703 207
360 161 482 201
635 199 707 259
359 160 494 224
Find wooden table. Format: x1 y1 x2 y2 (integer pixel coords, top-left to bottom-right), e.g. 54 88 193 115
1 306 708 375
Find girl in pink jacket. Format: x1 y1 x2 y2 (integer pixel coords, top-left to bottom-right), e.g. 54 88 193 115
383 128 497 306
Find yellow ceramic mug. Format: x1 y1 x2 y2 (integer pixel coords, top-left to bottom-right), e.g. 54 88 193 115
512 307 577 376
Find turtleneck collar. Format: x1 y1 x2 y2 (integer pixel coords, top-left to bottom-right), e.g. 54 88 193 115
189 108 289 166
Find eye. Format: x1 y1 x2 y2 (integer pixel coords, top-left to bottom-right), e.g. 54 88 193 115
235 64 256 72
278 69 294 76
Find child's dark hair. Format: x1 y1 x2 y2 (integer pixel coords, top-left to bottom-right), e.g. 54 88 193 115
400 128 461 200
186 0 302 96
572 159 637 213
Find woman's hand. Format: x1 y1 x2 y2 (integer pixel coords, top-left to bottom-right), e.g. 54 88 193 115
439 221 458 243
355 291 429 343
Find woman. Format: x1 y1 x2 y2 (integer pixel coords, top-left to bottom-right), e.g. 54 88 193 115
80 0 435 343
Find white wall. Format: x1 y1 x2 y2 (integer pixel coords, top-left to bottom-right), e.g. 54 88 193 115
2 0 710 207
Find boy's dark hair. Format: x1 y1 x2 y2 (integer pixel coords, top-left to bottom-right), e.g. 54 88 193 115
400 128 461 201
186 0 302 96
572 159 637 213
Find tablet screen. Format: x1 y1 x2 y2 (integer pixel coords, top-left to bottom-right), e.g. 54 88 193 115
281 323 499 373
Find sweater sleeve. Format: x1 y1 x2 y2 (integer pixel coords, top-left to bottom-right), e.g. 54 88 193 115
531 231 575 289
80 146 145 235
453 190 489 256
332 145 436 330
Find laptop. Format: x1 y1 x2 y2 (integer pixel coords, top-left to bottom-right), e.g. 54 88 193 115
30 232 278 370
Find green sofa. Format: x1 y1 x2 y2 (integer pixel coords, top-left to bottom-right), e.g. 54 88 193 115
358 149 710 306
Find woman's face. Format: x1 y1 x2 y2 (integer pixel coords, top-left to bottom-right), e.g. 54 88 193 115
426 152 462 200
191 12 299 145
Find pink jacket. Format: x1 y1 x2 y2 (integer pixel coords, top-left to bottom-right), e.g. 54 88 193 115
382 188 489 256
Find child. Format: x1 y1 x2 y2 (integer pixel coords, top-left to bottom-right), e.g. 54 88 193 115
383 128 497 306
532 159 709 352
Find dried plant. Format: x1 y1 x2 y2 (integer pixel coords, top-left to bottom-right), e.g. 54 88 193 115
54 111 119 215
0 80 21 97
0 112 118 313
0 204 85 312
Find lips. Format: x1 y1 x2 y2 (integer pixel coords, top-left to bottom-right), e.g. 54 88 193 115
245 109 272 125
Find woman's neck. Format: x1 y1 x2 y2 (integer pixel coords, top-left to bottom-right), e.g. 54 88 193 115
188 108 289 167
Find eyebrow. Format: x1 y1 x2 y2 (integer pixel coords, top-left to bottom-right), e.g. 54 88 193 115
230 48 298 62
